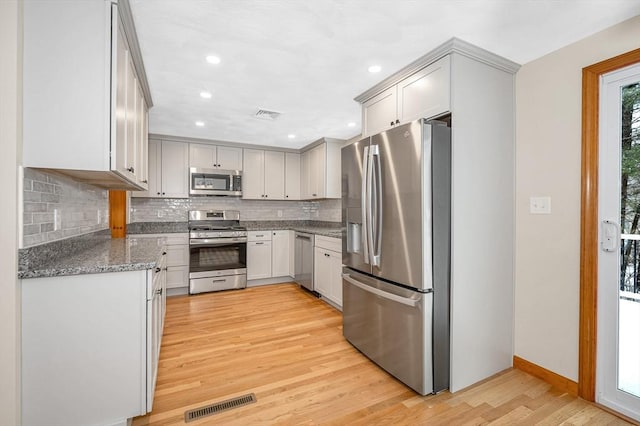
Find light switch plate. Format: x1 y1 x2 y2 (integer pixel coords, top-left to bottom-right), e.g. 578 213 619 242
530 196 551 214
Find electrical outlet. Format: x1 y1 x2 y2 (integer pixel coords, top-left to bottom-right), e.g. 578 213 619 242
54 208 61 230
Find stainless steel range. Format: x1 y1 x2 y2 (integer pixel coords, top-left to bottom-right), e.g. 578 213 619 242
188 210 247 294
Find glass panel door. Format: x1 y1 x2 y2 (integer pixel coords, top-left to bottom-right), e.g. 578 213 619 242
597 63 640 421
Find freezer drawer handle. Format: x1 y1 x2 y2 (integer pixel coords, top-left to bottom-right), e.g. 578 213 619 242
342 274 418 307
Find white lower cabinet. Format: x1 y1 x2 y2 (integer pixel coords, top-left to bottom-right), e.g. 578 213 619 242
247 231 272 280
314 236 343 308
21 254 166 426
247 240 272 280
271 230 290 277
247 230 293 282
131 233 189 292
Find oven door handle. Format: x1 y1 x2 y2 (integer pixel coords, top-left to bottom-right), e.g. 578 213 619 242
190 238 247 246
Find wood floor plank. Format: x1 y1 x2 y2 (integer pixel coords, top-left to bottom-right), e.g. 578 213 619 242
133 283 633 426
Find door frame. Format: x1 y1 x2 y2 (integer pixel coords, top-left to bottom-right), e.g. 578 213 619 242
579 47 640 401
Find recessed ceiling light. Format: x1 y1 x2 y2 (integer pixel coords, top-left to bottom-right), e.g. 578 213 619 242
200 91 212 99
368 65 381 73
348 122 356 127
195 121 205 127
288 134 296 139
206 55 221 64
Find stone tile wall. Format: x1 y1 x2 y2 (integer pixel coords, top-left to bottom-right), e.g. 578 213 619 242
22 168 109 247
130 197 341 223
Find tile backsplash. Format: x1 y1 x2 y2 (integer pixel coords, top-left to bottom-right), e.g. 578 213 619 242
21 167 341 248
23 168 109 247
130 197 342 223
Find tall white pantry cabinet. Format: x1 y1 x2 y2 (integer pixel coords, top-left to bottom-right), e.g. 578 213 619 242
22 0 153 190
355 38 520 392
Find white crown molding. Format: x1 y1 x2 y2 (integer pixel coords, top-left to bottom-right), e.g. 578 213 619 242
354 37 521 103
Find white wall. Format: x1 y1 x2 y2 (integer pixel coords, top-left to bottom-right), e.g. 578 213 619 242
0 0 22 423
515 15 640 381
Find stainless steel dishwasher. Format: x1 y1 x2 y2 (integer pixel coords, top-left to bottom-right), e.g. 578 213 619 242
294 232 314 291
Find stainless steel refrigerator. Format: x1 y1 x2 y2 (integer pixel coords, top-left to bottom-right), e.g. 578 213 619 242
341 118 451 395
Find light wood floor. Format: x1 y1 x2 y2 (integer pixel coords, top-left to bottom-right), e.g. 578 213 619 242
133 283 631 425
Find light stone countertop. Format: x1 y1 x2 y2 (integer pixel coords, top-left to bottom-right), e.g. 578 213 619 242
126 220 343 239
18 235 165 279
241 221 342 239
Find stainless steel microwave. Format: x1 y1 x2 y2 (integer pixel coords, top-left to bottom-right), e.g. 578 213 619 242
189 167 242 196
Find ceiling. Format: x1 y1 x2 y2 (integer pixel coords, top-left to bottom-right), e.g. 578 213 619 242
129 0 640 149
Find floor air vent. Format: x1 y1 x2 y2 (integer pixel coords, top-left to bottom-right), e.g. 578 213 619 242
184 393 257 422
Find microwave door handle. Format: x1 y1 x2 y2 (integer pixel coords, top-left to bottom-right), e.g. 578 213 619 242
361 145 370 264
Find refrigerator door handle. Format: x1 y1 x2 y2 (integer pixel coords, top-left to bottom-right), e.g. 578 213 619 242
370 144 382 267
361 145 370 264
366 145 375 267
343 273 418 307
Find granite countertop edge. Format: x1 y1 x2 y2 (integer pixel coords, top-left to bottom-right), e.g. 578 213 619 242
19 231 166 280
18 261 157 280
19 221 343 279
127 221 343 238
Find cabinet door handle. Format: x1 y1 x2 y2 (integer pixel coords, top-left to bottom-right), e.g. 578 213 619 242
142 179 148 184
312 193 317 197
156 192 161 195
390 121 394 126
255 242 264 245
324 253 330 257
162 192 165 195
395 119 400 124
127 166 135 173
212 279 227 283
265 194 268 198
155 267 161 273
285 195 289 198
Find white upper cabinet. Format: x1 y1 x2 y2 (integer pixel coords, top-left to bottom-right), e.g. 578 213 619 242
23 0 152 190
361 86 397 138
242 149 285 200
284 152 301 200
264 151 285 199
161 141 190 198
217 146 243 170
136 82 149 187
132 139 188 198
242 149 265 199
361 56 450 137
189 144 242 170
300 139 341 200
189 144 216 169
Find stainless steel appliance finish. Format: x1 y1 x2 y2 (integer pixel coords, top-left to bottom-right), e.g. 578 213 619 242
343 269 433 394
342 119 451 395
189 167 242 196
188 210 247 294
294 232 315 291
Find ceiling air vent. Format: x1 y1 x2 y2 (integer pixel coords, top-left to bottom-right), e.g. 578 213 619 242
254 109 281 121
